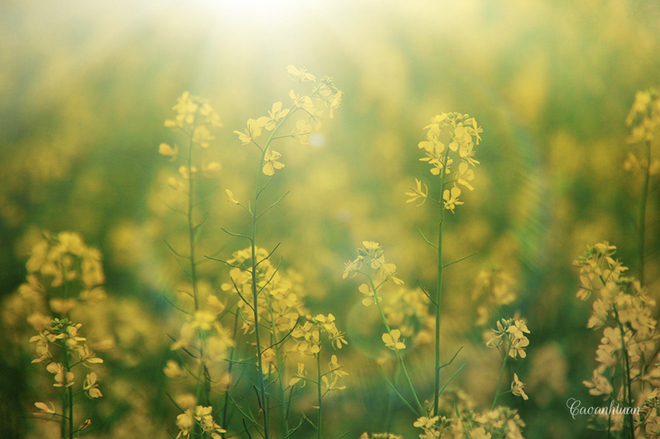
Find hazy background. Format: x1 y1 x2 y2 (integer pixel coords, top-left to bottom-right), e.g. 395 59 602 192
1 0 659 438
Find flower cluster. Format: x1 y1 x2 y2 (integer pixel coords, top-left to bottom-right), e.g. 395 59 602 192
175 405 226 439
232 65 343 177
291 313 348 355
160 92 222 193
31 318 104 414
19 232 106 326
342 241 403 285
450 406 526 439
626 88 660 144
290 314 348 392
220 247 307 335
382 286 434 347
574 243 659 417
472 269 517 326
408 113 483 212
486 318 531 360
413 415 452 439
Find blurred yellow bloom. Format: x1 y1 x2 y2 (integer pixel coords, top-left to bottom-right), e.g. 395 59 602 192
202 161 221 177
405 178 428 206
287 65 316 83
329 354 348 378
234 118 263 145
225 189 239 205
359 283 375 306
456 162 475 191
289 90 316 114
158 143 178 160
263 150 285 176
289 363 307 387
292 119 312 144
164 360 186 380
258 102 290 131
192 125 214 148
583 369 613 397
382 329 406 351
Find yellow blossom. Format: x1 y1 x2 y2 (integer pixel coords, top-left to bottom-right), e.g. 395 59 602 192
287 65 316 82
234 118 263 145
83 372 102 398
405 179 428 206
158 143 178 160
263 150 285 176
382 329 406 351
511 373 528 400
443 186 463 213
258 102 290 131
225 189 239 204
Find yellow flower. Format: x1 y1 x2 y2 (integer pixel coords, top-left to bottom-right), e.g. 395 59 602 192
287 65 316 82
34 402 56 415
192 125 214 148
329 90 343 118
202 161 221 177
289 90 316 114
258 102 290 131
263 150 285 176
83 372 103 398
158 143 178 160
329 354 348 378
583 369 613 397
443 186 463 213
176 409 194 439
456 162 475 191
289 363 307 387
234 118 263 145
343 258 361 279
292 119 312 144
511 373 528 400
46 362 74 387
164 360 186 379
225 189 239 205
359 283 375 306
405 179 429 206
382 329 406 351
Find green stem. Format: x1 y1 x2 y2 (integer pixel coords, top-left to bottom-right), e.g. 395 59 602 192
222 311 241 435
63 340 73 439
613 306 634 439
639 140 651 285
317 353 322 439
491 344 509 410
368 273 424 415
248 107 298 439
433 145 450 417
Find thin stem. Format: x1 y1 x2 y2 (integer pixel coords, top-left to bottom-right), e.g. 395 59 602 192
613 306 634 439
317 353 322 439
367 272 425 415
433 146 450 417
491 344 509 410
639 140 651 285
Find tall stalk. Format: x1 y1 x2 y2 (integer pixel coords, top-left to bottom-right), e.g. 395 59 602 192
248 108 297 439
433 146 450 417
639 140 651 285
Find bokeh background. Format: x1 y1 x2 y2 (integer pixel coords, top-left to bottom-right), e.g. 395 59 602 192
1 0 660 438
